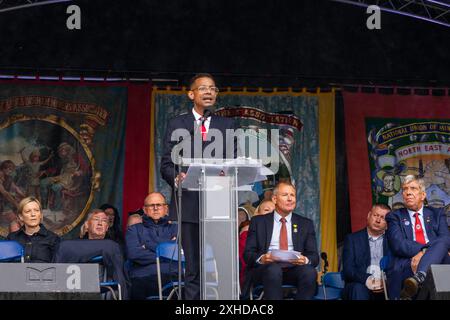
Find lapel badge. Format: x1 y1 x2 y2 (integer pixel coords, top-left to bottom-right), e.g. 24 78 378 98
293 224 298 233
404 220 410 226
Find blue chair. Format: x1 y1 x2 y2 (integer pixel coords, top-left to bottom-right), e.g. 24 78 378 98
202 244 220 300
151 241 218 300
155 241 185 300
380 255 390 300
0 240 24 262
89 255 122 300
313 272 345 300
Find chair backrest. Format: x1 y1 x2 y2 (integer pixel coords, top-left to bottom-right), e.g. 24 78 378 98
380 255 390 271
89 255 103 263
379 256 390 300
323 272 345 289
203 244 217 272
155 241 185 300
0 240 24 262
156 241 185 262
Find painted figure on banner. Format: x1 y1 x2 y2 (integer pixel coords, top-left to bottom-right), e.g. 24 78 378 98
40 141 90 226
0 160 26 227
19 146 54 201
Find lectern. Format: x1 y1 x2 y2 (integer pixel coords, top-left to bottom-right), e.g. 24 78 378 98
182 158 270 300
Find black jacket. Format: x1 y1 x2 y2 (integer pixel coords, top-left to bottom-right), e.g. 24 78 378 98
160 112 237 223
7 224 60 263
54 239 130 300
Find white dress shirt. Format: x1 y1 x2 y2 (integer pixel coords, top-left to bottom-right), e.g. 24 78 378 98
257 211 309 264
192 108 211 132
269 211 294 251
407 206 429 243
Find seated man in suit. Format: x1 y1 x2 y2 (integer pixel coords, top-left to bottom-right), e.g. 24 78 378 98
386 175 450 299
244 181 319 300
125 192 177 300
343 203 391 300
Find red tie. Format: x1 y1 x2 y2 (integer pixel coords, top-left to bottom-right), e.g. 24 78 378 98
200 118 207 141
279 218 288 250
414 212 426 245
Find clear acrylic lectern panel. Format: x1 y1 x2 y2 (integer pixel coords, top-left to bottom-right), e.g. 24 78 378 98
181 158 268 300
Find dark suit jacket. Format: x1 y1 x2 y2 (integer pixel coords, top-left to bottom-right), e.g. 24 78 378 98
160 111 236 223
386 206 449 259
243 212 319 269
342 228 389 284
386 206 450 299
54 239 130 300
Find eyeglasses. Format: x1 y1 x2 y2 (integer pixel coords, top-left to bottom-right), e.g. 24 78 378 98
92 218 109 224
144 203 167 209
192 86 219 94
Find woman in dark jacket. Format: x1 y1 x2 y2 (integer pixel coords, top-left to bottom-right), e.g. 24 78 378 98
99 203 124 244
7 196 60 262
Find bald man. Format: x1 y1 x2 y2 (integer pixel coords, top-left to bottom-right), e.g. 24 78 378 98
125 192 177 299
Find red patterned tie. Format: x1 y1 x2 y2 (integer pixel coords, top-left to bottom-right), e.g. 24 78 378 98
200 117 207 141
279 218 288 250
414 212 426 245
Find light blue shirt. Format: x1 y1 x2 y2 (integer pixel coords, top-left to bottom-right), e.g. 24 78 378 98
407 206 429 243
368 232 384 268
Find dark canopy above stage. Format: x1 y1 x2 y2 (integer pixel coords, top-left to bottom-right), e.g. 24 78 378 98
0 0 449 87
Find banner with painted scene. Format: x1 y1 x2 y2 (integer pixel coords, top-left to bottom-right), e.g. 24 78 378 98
367 119 450 212
344 91 450 232
152 88 337 269
0 83 127 238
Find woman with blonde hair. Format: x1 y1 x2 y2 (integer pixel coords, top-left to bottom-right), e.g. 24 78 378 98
254 199 275 216
7 196 60 262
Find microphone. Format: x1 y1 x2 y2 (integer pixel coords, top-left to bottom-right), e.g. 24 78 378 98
201 109 212 125
321 252 329 273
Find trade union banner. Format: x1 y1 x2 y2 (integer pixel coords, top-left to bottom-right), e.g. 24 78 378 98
366 119 450 211
0 83 128 238
344 91 450 231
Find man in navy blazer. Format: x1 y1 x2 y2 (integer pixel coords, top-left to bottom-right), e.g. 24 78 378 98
160 73 236 300
386 175 450 299
342 203 391 300
244 182 319 300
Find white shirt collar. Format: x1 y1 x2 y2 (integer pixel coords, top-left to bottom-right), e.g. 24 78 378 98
407 205 424 218
192 108 211 122
274 211 292 223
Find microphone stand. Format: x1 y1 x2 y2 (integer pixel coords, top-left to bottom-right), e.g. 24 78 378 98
175 119 202 300
173 132 191 300
177 159 183 300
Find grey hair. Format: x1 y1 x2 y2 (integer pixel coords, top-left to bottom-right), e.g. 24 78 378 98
402 175 426 193
85 209 106 221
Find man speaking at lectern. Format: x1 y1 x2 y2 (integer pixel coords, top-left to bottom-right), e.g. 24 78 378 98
160 73 236 299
